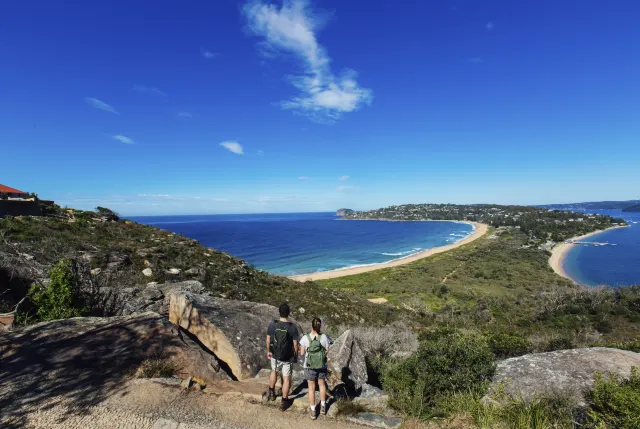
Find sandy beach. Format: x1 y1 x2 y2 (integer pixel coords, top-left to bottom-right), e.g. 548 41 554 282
549 225 629 283
289 222 488 282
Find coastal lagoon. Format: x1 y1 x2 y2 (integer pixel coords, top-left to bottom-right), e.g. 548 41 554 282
563 210 640 287
130 212 473 276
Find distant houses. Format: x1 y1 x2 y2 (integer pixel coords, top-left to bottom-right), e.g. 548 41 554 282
0 184 49 218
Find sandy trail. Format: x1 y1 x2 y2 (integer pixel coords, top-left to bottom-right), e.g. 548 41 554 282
290 222 488 282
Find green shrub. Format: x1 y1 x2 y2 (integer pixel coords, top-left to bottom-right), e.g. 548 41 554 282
593 339 640 353
489 332 534 359
28 259 86 321
382 332 495 417
544 337 575 352
586 367 640 429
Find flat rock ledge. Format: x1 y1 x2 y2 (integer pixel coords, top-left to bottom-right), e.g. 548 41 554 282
489 347 640 404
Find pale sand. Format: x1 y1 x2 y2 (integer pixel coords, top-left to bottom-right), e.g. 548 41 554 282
367 297 389 304
289 222 488 282
549 225 629 283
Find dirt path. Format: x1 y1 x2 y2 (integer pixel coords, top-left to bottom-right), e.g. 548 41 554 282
15 379 369 429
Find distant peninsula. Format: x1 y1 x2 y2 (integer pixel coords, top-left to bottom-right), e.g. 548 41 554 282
622 204 640 212
539 199 640 211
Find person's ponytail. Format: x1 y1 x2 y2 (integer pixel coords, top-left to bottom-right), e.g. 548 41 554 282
311 317 322 335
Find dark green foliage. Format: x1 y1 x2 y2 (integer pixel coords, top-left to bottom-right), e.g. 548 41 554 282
28 259 85 321
586 367 640 429
592 339 640 353
544 338 576 352
95 206 119 221
488 332 533 359
382 332 495 417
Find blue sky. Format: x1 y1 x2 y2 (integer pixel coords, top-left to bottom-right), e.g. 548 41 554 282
2 0 639 215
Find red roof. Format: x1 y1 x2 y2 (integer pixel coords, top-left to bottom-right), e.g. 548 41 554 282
0 184 27 194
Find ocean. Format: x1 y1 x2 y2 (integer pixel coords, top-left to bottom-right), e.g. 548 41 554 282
563 210 640 287
129 212 473 276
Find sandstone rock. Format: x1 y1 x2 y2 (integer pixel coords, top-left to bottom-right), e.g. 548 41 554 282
346 412 402 429
91 268 102 276
327 330 368 392
167 268 181 275
169 291 301 380
141 285 163 302
489 347 640 404
142 268 153 277
354 384 390 412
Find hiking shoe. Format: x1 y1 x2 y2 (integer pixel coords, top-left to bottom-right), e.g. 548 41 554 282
309 405 317 420
267 389 276 402
280 398 289 411
320 403 326 416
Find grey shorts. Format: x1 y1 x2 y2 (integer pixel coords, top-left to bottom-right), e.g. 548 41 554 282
304 367 327 381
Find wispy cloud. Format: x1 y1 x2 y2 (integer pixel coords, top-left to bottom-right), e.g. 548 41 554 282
220 141 244 155
257 150 265 156
132 85 167 97
258 196 293 202
202 48 219 59
243 0 373 122
137 194 171 197
298 176 310 180
177 111 193 119
336 185 359 191
113 135 135 144
85 97 119 114
486 21 494 30
339 175 350 181
468 57 483 63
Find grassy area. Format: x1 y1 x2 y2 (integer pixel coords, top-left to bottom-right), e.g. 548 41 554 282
319 229 640 345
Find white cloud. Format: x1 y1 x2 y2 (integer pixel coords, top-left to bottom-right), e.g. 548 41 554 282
177 111 193 119
468 57 483 63
257 149 265 156
113 135 134 144
486 21 494 30
336 185 359 191
258 196 293 203
220 141 244 155
137 194 170 197
202 49 219 59
338 175 350 181
132 85 167 97
243 0 373 122
298 176 310 180
85 97 119 114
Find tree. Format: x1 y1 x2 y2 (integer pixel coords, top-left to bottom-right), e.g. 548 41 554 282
28 259 85 321
95 206 120 221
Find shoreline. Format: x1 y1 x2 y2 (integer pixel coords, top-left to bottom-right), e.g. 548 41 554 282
289 221 488 282
548 225 629 284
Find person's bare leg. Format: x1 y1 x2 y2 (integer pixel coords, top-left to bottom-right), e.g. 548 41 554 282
307 379 316 407
282 375 291 399
319 378 327 403
269 369 277 390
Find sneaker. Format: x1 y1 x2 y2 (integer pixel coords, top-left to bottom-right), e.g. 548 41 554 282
320 403 326 416
267 389 276 402
309 405 317 420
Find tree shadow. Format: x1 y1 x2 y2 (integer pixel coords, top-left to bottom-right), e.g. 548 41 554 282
0 314 182 428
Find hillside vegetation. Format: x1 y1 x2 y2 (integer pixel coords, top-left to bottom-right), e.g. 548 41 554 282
0 206 394 326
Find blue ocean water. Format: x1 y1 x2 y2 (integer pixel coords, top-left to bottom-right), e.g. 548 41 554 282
563 210 640 287
129 212 473 276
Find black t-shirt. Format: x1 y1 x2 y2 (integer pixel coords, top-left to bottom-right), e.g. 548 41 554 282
267 320 299 361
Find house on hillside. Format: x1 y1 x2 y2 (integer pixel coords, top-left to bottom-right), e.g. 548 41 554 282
0 184 30 200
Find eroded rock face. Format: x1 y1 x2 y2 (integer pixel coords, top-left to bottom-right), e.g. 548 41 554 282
169 291 301 380
489 347 640 404
327 330 368 391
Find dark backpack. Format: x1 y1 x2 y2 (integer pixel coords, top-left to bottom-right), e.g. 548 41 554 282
271 320 294 361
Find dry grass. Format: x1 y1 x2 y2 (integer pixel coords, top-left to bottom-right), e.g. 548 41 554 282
135 356 177 378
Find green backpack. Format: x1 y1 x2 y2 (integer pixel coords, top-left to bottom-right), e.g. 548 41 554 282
305 334 327 369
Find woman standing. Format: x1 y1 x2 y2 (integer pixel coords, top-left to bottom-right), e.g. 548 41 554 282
298 317 331 420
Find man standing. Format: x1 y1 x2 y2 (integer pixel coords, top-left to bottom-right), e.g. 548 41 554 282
266 303 299 410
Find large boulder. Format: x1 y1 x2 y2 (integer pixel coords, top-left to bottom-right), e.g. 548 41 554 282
119 280 205 316
169 291 301 380
327 330 368 392
489 347 640 404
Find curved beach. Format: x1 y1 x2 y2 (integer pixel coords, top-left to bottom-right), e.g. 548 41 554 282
289 222 488 282
549 225 628 283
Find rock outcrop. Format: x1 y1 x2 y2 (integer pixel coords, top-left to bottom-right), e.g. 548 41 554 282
489 347 640 404
327 330 368 391
121 280 206 315
169 291 301 380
